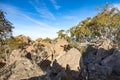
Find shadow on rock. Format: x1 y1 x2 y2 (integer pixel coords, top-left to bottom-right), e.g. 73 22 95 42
25 59 80 80
80 44 120 80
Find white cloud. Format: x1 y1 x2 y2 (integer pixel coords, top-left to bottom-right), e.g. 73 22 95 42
13 15 59 39
50 0 60 10
113 3 120 10
29 0 56 20
35 6 56 20
0 3 60 39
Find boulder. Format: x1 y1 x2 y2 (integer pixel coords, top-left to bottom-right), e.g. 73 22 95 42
25 42 53 63
15 35 31 45
57 48 81 71
102 49 120 75
8 58 45 80
80 39 120 80
8 50 22 65
54 39 69 55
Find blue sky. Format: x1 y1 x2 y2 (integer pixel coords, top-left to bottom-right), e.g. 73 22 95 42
0 0 120 40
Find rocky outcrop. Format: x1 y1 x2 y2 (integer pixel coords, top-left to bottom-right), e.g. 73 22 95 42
2 38 120 80
1 58 45 80
8 57 45 80
45 48 81 80
54 39 69 55
80 39 120 80
57 48 81 71
15 35 31 45
102 49 120 75
25 41 53 63
8 49 26 65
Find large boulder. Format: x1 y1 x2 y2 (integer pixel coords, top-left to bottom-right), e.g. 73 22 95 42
25 42 53 64
8 58 45 80
8 49 25 65
57 48 81 71
80 39 120 80
102 49 120 75
45 48 81 80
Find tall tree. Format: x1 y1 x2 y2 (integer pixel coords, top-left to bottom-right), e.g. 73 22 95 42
0 10 14 60
0 10 14 45
69 4 120 43
57 29 66 39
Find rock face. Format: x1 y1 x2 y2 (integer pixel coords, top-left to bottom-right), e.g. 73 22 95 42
102 50 120 75
1 38 120 80
8 49 24 65
1 49 45 80
80 39 120 80
1 57 45 80
8 58 45 80
25 42 53 63
45 48 81 80
15 35 31 45
57 48 81 71
54 39 69 55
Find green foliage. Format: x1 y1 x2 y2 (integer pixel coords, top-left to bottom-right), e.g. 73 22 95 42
0 10 14 60
69 17 91 42
80 46 88 54
57 29 72 42
42 37 52 43
116 30 120 44
5 37 21 50
69 41 79 49
0 10 14 43
57 29 66 39
68 4 120 43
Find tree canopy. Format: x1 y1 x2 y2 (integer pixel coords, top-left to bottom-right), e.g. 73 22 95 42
68 4 120 43
0 10 14 59
0 10 14 45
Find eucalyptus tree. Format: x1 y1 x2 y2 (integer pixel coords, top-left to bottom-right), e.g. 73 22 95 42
69 4 120 43
57 29 66 39
0 10 14 60
0 10 14 45
69 17 91 42
89 4 120 40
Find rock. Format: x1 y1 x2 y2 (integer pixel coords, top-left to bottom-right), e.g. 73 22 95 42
45 48 81 80
102 49 120 75
15 35 31 45
8 58 45 80
87 63 112 80
0 62 6 68
54 39 69 55
80 39 120 80
99 39 113 50
57 48 81 71
8 50 22 65
25 42 53 63
35 38 43 42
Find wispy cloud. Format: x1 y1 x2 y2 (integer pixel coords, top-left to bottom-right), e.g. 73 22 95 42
35 6 56 20
113 3 120 10
50 0 60 10
0 3 59 39
29 0 56 20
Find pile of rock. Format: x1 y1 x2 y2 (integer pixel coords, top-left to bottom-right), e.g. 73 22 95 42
1 37 120 80
45 48 81 80
80 39 120 80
